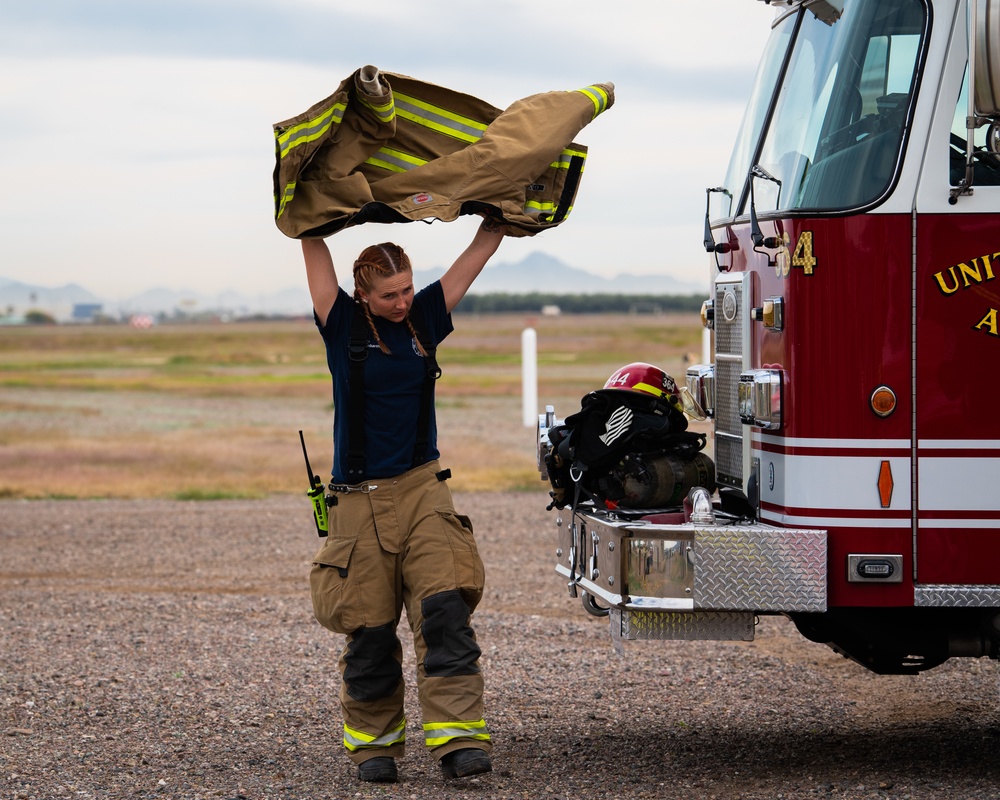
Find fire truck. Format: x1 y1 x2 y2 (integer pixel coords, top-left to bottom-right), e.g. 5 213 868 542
536 0 1000 674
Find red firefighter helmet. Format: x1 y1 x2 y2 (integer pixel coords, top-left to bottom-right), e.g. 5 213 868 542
603 362 680 402
603 362 707 418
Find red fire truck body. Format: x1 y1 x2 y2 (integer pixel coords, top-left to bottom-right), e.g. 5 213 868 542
538 0 1000 674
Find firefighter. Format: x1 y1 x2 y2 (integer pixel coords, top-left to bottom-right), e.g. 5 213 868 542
301 217 505 783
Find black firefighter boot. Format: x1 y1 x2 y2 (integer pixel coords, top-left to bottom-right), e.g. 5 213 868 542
440 748 492 779
357 756 397 783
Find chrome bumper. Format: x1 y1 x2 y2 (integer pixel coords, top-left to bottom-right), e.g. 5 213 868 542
554 510 827 650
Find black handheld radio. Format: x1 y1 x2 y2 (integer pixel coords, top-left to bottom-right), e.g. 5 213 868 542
299 430 329 537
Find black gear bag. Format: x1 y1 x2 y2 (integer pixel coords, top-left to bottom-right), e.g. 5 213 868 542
544 389 711 511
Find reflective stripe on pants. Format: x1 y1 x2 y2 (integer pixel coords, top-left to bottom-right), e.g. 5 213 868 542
423 718 491 748
344 716 406 753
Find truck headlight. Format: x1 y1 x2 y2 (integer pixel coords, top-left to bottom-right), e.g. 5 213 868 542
738 369 782 429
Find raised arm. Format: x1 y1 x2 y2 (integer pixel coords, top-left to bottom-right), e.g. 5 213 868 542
301 238 340 326
440 218 506 313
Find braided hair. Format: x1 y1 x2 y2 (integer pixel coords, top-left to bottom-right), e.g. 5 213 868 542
352 242 427 356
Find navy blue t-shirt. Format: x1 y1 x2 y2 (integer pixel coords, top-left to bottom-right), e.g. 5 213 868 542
317 282 453 482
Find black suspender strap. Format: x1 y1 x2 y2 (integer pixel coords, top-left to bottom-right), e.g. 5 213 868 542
345 303 369 479
344 301 441 479
408 304 441 469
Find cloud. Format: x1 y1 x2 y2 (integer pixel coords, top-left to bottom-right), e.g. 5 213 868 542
0 1 773 299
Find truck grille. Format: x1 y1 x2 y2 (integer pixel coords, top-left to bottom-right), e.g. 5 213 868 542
714 278 746 488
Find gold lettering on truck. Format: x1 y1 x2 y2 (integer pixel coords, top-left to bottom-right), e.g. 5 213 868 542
931 250 999 337
974 308 999 337
774 231 817 278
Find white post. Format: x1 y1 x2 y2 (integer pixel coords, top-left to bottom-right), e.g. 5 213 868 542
522 327 537 427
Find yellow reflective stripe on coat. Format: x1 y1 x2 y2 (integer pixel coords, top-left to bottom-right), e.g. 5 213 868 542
551 147 588 170
343 717 406 752
524 199 570 219
275 181 296 220
358 94 395 125
393 92 488 144
365 146 429 174
422 719 491 747
275 101 346 159
575 85 611 119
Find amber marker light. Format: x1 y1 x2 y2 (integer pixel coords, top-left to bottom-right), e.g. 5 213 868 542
700 299 715 330
870 385 897 418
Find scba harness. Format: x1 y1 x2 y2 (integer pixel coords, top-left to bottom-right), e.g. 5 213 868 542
544 387 715 511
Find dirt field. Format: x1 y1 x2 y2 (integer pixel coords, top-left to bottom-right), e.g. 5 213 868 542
3 495 1000 800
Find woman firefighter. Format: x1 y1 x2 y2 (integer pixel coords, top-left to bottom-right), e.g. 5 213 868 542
301 217 505 783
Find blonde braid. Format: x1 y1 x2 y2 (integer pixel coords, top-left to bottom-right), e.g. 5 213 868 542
355 290 389 354
405 315 428 357
353 242 424 356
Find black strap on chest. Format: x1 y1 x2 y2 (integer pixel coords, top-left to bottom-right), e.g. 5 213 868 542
345 301 441 480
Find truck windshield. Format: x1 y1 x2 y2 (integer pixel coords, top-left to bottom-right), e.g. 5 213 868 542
715 0 927 219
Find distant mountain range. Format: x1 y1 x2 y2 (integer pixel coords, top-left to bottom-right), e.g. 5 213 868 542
0 252 704 321
414 251 703 296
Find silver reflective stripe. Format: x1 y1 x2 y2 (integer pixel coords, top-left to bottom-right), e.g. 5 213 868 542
343 718 406 752
358 94 395 124
393 92 488 144
552 147 587 169
365 146 429 174
524 198 556 215
522 147 587 218
422 719 490 746
276 101 347 159
575 85 611 118
275 181 297 220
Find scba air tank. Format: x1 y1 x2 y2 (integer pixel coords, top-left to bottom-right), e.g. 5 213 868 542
617 452 717 509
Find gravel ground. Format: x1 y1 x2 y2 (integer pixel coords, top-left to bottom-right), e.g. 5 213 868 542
3 494 1000 800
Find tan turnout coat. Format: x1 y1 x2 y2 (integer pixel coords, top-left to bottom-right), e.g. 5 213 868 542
272 67 614 239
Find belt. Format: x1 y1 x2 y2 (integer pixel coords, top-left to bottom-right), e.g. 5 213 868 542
328 481 378 494
328 468 451 495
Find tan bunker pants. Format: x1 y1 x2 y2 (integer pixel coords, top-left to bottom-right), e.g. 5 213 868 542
309 460 489 765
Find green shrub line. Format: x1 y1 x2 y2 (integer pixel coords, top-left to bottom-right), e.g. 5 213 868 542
453 293 704 314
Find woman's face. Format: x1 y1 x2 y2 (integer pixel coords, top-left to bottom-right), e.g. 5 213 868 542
361 272 414 322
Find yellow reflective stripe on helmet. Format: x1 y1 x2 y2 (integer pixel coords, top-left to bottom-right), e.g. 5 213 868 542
422 719 491 747
393 92 488 144
358 93 395 125
632 381 667 397
364 146 429 174
575 85 611 118
343 718 406 752
275 101 346 159
275 181 296 220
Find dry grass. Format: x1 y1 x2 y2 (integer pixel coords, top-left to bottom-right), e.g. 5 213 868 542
0 313 703 498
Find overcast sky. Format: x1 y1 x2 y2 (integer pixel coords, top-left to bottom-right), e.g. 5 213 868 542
0 1 774 300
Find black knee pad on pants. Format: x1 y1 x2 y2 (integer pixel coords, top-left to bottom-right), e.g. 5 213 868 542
421 590 481 677
343 622 403 701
